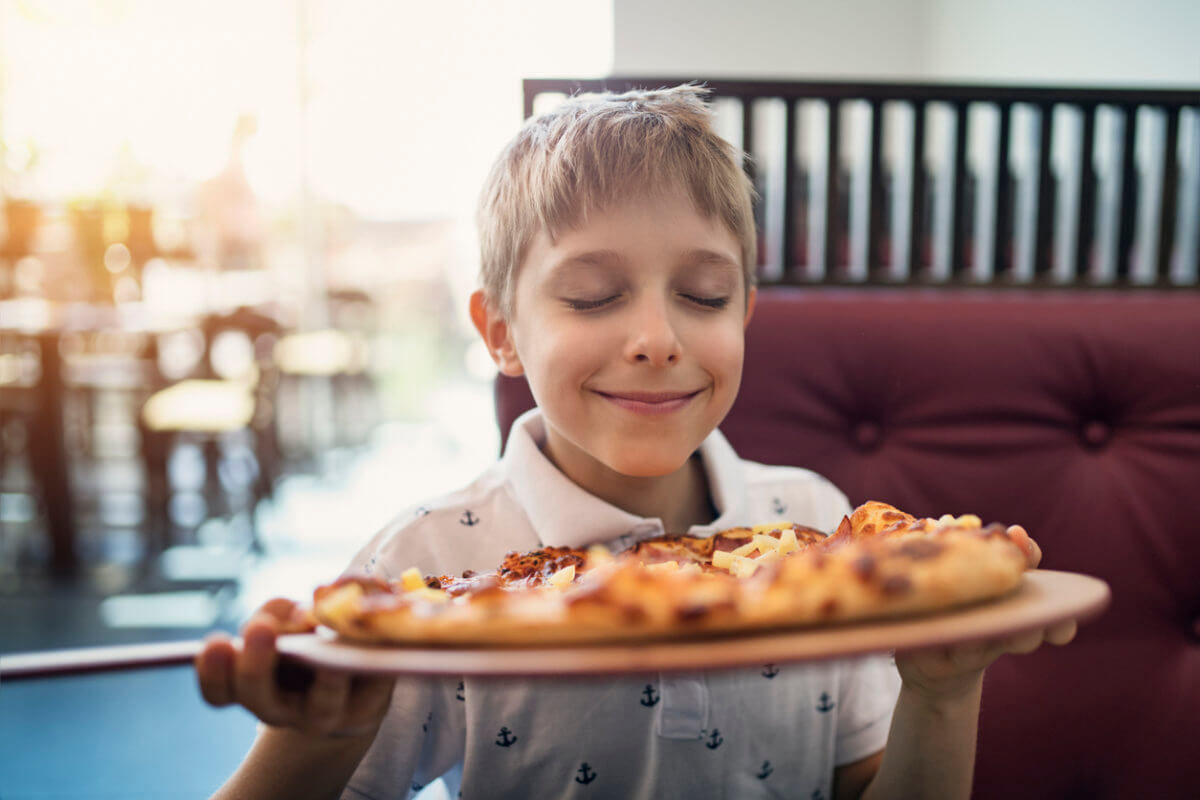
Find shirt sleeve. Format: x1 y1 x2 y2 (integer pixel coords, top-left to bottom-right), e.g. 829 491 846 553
834 654 902 766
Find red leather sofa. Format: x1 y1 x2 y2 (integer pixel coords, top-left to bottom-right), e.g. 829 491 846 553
495 287 1200 799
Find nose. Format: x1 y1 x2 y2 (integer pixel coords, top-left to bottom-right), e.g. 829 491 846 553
625 297 682 366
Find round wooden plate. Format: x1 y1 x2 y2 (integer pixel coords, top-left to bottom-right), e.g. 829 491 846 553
275 569 1109 678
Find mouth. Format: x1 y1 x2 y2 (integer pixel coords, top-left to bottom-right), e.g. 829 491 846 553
594 388 704 415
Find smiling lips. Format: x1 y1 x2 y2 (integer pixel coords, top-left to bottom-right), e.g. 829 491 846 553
596 389 703 415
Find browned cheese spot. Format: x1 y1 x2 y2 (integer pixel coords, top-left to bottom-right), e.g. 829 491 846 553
894 539 945 560
880 574 914 595
852 554 877 581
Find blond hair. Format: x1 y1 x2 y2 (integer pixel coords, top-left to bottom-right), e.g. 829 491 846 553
476 84 757 317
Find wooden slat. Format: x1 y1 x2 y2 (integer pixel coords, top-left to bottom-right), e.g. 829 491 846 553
867 100 886 279
1075 105 1098 279
1033 104 1057 279
782 100 799 278
1157 105 1182 280
908 102 927 278
825 100 842 277
950 102 970 279
1116 105 1140 282
992 103 1013 279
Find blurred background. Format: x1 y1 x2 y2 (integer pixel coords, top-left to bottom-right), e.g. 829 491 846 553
0 1 1194 798
0 0 612 650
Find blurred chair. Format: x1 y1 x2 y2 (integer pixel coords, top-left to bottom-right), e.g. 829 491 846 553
1 199 41 298
274 288 380 462
139 305 284 556
0 329 44 551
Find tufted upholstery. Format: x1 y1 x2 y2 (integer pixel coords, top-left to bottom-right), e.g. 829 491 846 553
494 287 1200 800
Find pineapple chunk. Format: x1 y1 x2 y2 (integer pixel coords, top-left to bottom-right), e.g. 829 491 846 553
954 514 982 528
937 514 956 526
678 563 702 576
548 564 576 588
729 555 760 578
752 521 791 534
644 561 680 573
586 545 614 567
731 541 759 557
400 567 427 592
410 587 448 603
754 549 781 564
776 528 799 556
712 550 737 569
752 534 781 554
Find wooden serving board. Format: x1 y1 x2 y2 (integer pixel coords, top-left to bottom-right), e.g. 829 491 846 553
274 569 1110 677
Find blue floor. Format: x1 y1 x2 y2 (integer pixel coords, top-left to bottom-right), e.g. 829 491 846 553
0 667 257 800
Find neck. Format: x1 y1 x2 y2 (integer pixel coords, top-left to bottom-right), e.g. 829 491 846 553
548 449 715 534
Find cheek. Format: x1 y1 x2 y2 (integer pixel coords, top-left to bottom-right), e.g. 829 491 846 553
520 319 609 386
697 323 746 382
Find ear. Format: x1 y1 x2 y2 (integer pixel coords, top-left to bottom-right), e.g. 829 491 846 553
743 286 758 330
469 289 524 376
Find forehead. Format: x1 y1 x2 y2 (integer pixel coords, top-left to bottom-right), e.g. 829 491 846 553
525 189 742 276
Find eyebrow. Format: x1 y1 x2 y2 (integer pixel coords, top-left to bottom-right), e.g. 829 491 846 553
548 250 627 274
679 249 741 272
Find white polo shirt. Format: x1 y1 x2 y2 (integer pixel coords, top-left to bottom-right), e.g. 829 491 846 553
341 409 900 800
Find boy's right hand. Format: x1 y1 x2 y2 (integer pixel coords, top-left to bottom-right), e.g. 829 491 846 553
195 597 395 740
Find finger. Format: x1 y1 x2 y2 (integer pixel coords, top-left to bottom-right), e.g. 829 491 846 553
1046 619 1078 645
235 617 290 725
1006 524 1041 568
260 597 298 622
195 634 237 707
1003 629 1046 655
302 669 352 735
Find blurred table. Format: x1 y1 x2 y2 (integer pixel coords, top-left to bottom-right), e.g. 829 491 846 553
0 299 195 573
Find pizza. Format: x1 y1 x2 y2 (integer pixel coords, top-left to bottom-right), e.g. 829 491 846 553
311 502 1038 646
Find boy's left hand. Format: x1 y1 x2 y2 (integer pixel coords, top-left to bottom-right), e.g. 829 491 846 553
894 524 1075 699
894 619 1077 700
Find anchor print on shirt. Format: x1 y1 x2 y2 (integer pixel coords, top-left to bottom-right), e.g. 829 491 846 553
700 729 724 749
761 663 780 679
575 763 598 785
415 506 430 518
640 685 660 707
772 497 787 516
422 711 433 732
455 681 465 701
460 509 480 526
495 726 518 747
816 692 835 713
757 761 774 780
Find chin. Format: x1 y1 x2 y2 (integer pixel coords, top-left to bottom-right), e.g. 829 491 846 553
601 446 693 479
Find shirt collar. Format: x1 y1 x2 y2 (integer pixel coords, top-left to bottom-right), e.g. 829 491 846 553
499 408 747 548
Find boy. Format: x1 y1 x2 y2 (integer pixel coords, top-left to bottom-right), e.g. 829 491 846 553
196 85 1076 799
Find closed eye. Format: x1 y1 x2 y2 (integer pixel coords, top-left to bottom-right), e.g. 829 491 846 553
682 294 730 309
563 295 619 311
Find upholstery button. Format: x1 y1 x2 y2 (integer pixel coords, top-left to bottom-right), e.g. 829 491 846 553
1081 421 1111 448
854 421 882 450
